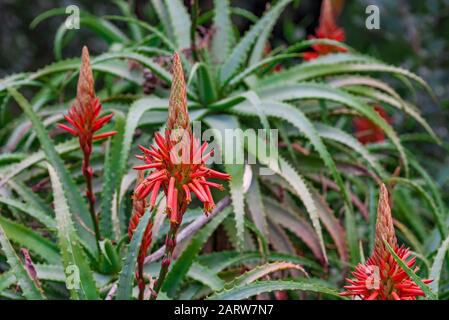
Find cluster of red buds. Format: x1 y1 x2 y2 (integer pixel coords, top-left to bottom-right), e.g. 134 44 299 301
128 171 153 300
340 184 431 300
303 0 347 61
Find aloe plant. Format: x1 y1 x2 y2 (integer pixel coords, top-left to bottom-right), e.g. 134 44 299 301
0 0 447 300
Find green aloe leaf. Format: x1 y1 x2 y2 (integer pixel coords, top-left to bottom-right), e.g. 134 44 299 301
187 262 225 292
384 241 436 300
0 271 16 292
100 113 125 240
0 216 60 264
314 123 385 178
387 177 446 239
0 222 46 299
343 85 439 144
211 0 234 65
224 261 306 289
203 115 246 251
245 134 327 262
7 88 97 256
0 139 78 188
257 55 434 99
198 251 321 273
208 279 342 300
116 209 151 300
245 174 268 238
265 198 325 262
257 83 409 175
429 234 449 295
219 0 292 84
113 0 143 41
0 196 55 230
47 163 99 300
163 0 191 50
150 0 175 45
53 14 129 60
161 206 232 297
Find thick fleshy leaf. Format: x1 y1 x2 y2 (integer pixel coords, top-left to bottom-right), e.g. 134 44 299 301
0 222 45 299
219 0 292 84
47 163 99 300
7 88 97 255
384 241 436 300
208 279 342 300
211 0 234 64
161 207 232 297
203 115 246 251
116 209 151 300
429 234 449 295
0 216 60 264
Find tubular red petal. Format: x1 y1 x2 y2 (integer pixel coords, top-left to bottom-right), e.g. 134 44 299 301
138 145 153 155
170 189 180 224
183 184 191 203
135 182 153 200
64 115 79 129
92 113 114 131
93 131 117 141
58 123 78 136
367 291 379 300
188 182 207 202
149 180 162 208
206 168 231 180
147 169 167 181
200 180 224 190
155 132 169 152
133 163 162 170
193 180 209 201
166 176 175 212
92 98 102 117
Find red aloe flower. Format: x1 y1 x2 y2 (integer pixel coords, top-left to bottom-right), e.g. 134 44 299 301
340 184 432 300
304 0 347 61
353 105 391 144
134 52 230 299
133 53 230 225
58 46 117 246
128 171 153 300
58 46 117 147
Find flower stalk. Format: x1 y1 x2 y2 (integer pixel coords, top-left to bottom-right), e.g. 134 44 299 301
58 46 117 253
